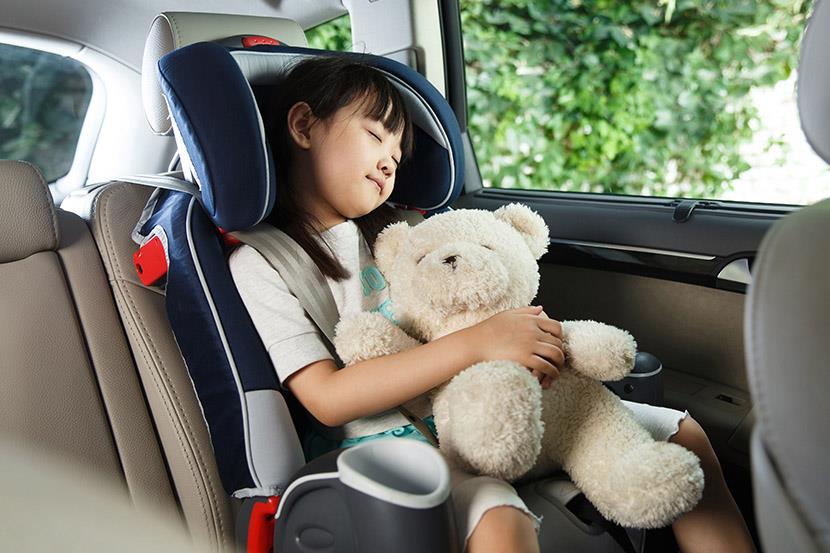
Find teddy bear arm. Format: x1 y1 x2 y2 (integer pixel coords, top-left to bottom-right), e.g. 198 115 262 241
562 320 637 381
334 311 421 365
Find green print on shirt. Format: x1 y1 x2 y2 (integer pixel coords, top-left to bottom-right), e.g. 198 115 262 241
360 266 387 296
361 266 397 325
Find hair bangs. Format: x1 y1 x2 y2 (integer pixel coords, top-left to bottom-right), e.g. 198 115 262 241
351 71 414 159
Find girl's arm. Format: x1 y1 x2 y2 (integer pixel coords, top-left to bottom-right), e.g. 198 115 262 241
286 306 564 427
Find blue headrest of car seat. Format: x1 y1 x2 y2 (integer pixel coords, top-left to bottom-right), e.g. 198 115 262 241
157 41 464 230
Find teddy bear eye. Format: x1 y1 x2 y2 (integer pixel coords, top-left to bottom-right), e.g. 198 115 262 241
482 245 494 251
416 253 427 264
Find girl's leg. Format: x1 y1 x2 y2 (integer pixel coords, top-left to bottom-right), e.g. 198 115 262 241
669 417 757 553
466 506 540 553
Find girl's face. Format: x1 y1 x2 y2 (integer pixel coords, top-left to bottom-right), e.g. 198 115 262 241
292 100 403 229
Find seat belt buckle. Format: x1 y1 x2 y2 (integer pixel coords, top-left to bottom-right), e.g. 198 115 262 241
133 235 168 286
246 495 280 553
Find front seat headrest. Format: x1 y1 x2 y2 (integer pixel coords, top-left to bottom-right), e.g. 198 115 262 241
0 160 58 263
798 0 830 163
142 12 307 135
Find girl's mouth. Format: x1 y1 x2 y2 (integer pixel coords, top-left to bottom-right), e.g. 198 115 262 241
367 176 383 192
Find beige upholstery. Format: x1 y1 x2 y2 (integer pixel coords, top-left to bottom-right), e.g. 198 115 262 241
0 160 58 263
745 3 830 550
0 162 179 520
1 443 203 553
143 12 307 135
84 181 235 552
746 199 830 553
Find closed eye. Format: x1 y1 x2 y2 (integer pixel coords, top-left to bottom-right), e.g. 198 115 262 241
416 253 427 264
368 130 382 143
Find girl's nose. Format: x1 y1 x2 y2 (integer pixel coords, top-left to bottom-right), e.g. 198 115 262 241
378 156 394 176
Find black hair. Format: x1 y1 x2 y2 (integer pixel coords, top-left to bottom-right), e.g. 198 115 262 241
263 55 414 281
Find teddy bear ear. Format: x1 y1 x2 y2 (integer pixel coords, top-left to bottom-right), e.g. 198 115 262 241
373 221 412 278
493 203 549 259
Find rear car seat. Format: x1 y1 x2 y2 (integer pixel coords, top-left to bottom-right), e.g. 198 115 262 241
0 160 181 525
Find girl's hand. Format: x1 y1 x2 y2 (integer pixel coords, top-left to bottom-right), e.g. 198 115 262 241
469 305 565 388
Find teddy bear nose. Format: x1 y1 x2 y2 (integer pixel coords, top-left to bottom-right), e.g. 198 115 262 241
443 255 459 267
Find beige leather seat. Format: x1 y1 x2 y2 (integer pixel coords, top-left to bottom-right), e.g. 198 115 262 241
745 2 830 551
0 160 183 531
79 181 236 552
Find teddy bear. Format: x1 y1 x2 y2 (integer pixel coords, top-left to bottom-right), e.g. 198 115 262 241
333 203 704 528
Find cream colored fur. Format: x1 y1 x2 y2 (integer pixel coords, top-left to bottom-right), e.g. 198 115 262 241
333 203 704 528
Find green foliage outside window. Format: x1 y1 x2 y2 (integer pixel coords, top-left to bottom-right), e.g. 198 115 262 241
306 15 353 52
300 3 813 199
461 0 812 197
0 44 92 182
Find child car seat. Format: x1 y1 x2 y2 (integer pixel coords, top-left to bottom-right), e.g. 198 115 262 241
132 38 464 552
126 15 647 552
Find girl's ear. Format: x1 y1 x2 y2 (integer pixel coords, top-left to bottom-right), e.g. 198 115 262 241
494 203 549 259
286 101 314 150
373 221 411 279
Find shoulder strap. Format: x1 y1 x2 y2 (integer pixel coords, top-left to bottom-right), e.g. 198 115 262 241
231 223 439 448
231 224 342 363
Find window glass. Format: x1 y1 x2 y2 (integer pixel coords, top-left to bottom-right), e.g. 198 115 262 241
460 0 829 205
305 14 353 51
0 43 93 182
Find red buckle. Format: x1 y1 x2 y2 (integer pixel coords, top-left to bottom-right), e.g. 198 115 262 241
133 235 168 286
218 227 242 248
242 36 281 48
247 496 280 553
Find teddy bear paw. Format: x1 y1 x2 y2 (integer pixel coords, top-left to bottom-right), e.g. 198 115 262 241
563 320 637 381
575 441 704 529
334 311 419 365
433 360 544 482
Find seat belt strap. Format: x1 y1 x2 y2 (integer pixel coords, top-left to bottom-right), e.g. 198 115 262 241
232 225 342 362
231 224 439 447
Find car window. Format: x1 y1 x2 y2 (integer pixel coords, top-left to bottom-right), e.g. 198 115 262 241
306 14 352 51
0 43 93 183
460 0 828 205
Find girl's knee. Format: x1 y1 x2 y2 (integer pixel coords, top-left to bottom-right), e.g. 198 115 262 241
671 416 720 468
468 506 539 553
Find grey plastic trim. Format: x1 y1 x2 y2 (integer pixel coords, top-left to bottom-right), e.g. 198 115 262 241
717 258 752 285
549 238 716 261
337 440 451 510
245 389 306 496
626 366 663 379
275 472 339 518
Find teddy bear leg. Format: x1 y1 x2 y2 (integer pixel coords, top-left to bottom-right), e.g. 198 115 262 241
541 375 704 528
433 360 543 482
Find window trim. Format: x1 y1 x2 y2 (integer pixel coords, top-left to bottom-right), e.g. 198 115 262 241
0 29 104 203
448 4 823 210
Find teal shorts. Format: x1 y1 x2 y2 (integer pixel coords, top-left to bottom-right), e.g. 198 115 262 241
341 415 437 449
302 416 438 460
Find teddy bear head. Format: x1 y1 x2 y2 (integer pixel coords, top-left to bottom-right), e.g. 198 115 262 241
374 203 549 341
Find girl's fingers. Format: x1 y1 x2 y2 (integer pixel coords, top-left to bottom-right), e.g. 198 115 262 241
537 317 563 338
536 342 565 369
528 355 559 379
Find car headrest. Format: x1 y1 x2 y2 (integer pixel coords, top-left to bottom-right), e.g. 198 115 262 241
0 161 59 263
156 41 464 230
798 0 830 163
142 12 307 136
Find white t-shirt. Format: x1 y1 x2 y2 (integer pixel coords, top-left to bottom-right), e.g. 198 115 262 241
229 220 431 438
